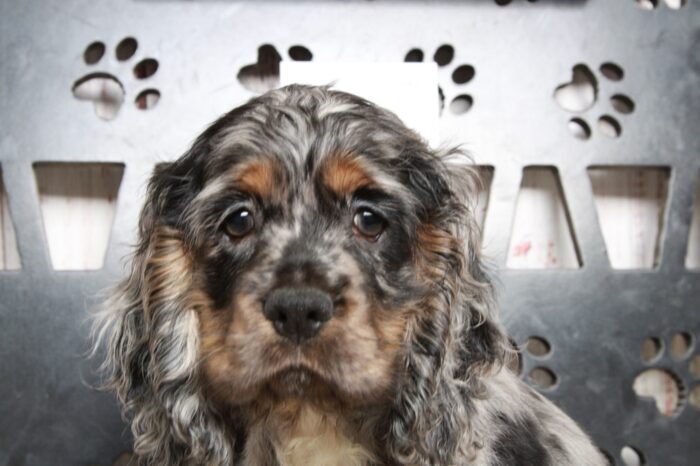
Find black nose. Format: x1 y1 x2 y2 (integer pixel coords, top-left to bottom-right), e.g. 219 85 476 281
263 287 335 344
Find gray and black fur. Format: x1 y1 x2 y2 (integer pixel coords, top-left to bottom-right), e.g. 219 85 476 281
94 85 606 466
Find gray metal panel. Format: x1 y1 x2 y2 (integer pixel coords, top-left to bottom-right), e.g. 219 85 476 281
0 0 698 464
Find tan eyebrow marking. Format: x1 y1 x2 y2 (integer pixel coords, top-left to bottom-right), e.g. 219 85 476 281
235 158 285 201
322 156 373 197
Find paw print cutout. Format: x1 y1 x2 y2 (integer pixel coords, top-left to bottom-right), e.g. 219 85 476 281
237 44 313 94
634 332 700 418
553 62 635 140
510 336 559 391
525 337 558 391
403 44 476 117
635 0 687 11
627 332 699 464
72 37 161 121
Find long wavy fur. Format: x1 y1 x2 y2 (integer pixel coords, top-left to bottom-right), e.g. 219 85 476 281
383 147 507 465
94 180 237 464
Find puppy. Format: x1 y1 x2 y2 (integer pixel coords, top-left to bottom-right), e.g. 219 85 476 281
95 85 606 465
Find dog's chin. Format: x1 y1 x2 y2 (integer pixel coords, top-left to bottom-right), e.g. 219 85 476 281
266 367 328 399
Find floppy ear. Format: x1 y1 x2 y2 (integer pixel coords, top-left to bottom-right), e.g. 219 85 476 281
443 153 509 382
386 148 508 464
93 161 236 464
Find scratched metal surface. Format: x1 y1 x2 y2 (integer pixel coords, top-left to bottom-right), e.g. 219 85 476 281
0 0 699 464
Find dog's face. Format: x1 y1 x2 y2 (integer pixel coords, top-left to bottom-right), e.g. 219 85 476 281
140 86 477 413
194 150 417 408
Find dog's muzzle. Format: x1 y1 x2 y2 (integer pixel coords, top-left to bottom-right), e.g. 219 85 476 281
263 287 335 344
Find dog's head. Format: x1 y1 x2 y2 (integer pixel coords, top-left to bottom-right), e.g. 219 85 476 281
99 85 507 464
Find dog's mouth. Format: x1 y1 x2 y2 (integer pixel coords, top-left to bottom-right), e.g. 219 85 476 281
252 353 391 407
251 364 358 406
250 341 374 402
259 347 339 393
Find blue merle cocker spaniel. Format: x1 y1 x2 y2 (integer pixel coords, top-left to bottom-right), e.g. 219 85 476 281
95 85 606 466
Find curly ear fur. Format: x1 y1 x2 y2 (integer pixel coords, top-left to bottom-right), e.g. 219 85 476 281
92 101 276 465
93 164 237 465
385 148 509 465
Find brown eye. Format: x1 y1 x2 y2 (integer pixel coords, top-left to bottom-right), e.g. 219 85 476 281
353 208 385 239
224 208 255 238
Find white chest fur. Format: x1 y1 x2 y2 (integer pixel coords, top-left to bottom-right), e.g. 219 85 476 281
273 406 374 466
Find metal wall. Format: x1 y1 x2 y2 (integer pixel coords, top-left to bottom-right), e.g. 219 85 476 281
1 0 699 465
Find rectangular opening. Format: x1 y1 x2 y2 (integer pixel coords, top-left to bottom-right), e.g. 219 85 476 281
33 162 125 271
587 166 671 269
507 166 581 269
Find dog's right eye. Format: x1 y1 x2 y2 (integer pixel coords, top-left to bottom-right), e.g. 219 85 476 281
224 208 255 238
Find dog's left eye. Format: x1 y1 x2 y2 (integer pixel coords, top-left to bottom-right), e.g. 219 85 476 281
224 208 255 238
353 208 385 240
